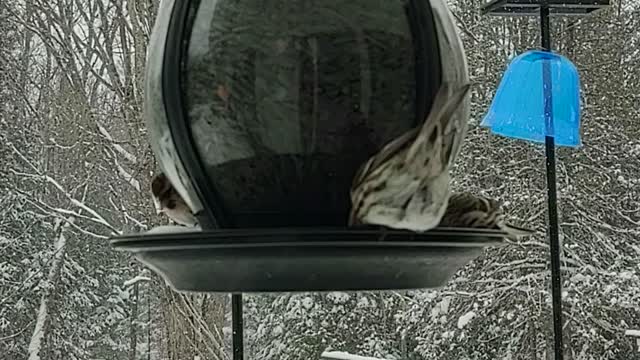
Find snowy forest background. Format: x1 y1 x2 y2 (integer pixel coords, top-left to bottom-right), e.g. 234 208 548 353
1 0 640 359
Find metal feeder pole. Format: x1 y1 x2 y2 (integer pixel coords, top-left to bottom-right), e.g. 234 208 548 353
540 5 565 360
232 293 243 360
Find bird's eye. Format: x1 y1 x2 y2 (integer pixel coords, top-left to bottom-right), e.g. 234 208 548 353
166 199 177 209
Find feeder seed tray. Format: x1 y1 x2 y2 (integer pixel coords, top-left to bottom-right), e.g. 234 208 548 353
110 228 506 292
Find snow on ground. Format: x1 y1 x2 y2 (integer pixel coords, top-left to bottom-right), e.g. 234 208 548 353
457 311 476 329
321 351 391 360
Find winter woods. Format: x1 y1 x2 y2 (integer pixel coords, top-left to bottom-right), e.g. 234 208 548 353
1 0 639 359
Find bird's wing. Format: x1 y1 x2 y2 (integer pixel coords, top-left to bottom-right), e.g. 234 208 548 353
406 82 471 173
350 127 419 192
440 192 499 228
445 192 486 213
441 86 472 168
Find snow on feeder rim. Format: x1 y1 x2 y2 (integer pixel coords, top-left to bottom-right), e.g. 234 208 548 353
109 0 507 293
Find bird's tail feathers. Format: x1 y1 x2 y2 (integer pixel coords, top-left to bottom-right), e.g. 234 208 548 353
501 223 536 237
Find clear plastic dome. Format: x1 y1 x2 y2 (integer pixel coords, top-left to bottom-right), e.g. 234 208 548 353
146 0 469 228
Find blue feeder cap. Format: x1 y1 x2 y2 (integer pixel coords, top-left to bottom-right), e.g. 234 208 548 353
481 50 581 148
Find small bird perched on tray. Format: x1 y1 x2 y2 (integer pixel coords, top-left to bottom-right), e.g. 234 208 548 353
151 172 198 227
438 192 535 239
349 82 471 232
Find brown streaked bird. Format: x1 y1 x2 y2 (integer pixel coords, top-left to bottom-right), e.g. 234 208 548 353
151 172 198 227
438 192 535 239
348 82 471 232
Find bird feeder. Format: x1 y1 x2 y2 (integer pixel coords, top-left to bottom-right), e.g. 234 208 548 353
110 0 506 293
480 1 608 359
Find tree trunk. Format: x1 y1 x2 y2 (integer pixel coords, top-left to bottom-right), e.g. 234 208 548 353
27 217 74 360
129 282 140 360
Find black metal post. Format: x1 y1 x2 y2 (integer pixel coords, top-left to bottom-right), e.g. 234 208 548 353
540 5 564 360
232 294 244 360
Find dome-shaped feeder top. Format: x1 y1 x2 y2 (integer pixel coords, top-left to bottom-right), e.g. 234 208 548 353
145 0 470 229
481 50 581 147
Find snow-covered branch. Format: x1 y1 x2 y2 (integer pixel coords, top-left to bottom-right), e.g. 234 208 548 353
626 330 640 337
115 157 141 192
10 144 121 235
123 276 151 288
97 122 138 164
28 216 75 360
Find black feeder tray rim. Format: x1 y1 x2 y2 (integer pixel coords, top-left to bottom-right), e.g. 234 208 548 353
108 227 506 293
111 228 506 293
110 227 509 252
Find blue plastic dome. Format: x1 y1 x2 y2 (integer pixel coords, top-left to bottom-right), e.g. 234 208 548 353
481 50 581 148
